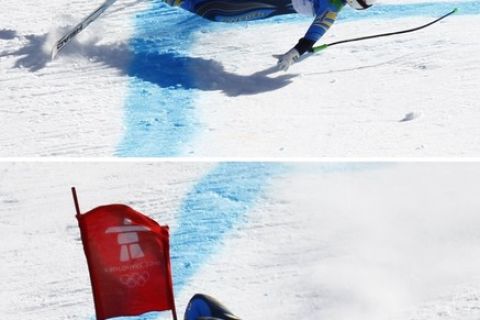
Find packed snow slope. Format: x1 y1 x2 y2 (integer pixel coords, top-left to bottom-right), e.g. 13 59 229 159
1 0 480 157
2 162 480 320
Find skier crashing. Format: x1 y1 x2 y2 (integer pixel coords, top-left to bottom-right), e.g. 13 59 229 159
50 0 374 67
51 0 455 71
162 0 374 71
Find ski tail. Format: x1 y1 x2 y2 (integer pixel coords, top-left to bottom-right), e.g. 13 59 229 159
51 0 118 60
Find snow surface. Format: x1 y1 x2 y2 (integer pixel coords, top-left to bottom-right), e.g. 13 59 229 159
2 162 480 320
1 0 480 157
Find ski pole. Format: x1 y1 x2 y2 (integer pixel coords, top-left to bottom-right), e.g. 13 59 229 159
311 8 458 54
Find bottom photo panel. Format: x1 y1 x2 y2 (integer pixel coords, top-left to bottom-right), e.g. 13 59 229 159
2 161 480 320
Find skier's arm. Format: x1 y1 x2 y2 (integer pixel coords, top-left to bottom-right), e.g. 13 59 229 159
295 10 339 55
275 5 343 71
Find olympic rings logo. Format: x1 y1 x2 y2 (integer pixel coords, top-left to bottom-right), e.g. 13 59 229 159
119 272 150 288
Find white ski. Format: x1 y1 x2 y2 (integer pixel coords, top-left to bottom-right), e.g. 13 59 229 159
51 0 118 60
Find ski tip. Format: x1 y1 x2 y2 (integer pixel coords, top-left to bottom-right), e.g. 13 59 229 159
453 7 459 13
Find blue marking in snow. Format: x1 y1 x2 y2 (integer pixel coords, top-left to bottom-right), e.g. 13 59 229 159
117 1 478 156
116 2 210 156
170 162 286 292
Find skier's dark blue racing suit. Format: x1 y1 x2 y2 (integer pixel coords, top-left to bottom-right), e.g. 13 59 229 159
164 0 346 57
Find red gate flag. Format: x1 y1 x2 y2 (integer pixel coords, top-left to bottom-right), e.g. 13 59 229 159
74 191 177 320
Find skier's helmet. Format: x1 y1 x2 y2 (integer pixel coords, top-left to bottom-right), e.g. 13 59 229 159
346 0 374 10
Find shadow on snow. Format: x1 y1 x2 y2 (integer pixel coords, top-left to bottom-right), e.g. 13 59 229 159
130 50 297 97
6 30 296 97
0 29 17 40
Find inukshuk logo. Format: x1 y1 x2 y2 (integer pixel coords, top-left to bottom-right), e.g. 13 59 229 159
105 219 152 288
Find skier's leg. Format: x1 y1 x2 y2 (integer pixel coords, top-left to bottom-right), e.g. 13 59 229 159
189 0 296 22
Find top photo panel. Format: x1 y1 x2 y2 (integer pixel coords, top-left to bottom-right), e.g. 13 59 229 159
1 0 478 158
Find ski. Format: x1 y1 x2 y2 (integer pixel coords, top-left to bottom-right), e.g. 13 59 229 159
51 0 118 60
